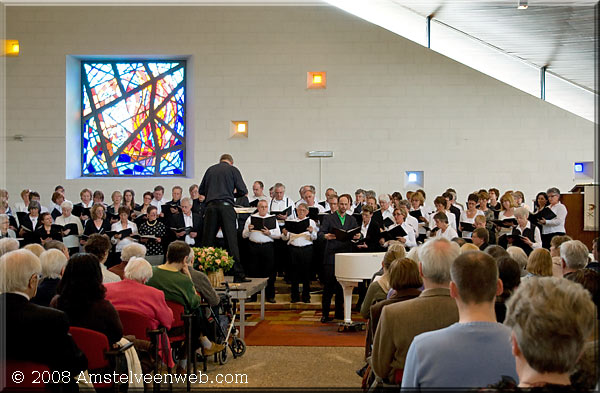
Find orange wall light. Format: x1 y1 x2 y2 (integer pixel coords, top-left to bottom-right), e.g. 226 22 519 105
307 71 326 89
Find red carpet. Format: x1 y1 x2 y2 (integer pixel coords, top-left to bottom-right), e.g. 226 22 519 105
243 310 366 347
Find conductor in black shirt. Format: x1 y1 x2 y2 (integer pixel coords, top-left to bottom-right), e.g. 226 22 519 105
199 154 250 282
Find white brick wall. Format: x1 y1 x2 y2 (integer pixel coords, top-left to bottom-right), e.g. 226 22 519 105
3 5 594 208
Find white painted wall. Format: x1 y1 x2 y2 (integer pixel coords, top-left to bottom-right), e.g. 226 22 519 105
3 5 594 208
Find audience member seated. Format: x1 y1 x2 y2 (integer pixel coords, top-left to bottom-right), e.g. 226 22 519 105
369 243 405 282
83 233 121 283
105 257 174 331
108 242 147 279
44 239 70 259
31 249 67 307
494 256 521 323
506 246 528 277
460 243 479 253
52 253 123 346
484 244 509 261
401 251 518 388
360 254 396 320
561 240 590 278
0 249 87 385
372 238 460 384
24 243 44 257
471 227 489 251
146 241 224 357
565 268 599 321
586 237 599 273
493 277 596 390
523 248 553 280
549 234 572 277
367 258 422 356
0 237 19 256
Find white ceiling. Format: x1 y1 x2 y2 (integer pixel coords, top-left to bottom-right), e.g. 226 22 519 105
4 0 596 120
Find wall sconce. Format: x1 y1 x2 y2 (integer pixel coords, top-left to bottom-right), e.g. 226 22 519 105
307 71 326 89
3 40 20 57
517 0 528 9
230 121 248 139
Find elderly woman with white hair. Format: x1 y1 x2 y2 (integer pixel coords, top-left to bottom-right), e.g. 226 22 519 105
108 242 147 280
104 257 175 369
55 200 83 256
104 257 173 331
0 237 19 257
31 249 68 307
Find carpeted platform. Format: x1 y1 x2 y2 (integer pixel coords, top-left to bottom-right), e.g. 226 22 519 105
243 310 367 347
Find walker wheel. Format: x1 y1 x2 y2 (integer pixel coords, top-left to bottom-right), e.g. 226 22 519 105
230 337 246 357
218 347 229 365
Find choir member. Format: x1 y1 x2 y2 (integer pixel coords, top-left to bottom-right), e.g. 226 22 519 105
477 191 496 244
442 191 461 231
432 212 458 240
138 206 166 266
110 206 138 255
501 207 541 255
13 189 30 213
49 191 64 220
18 201 43 245
83 203 111 238
189 184 204 215
319 188 337 211
318 194 359 322
409 192 429 242
379 208 416 249
138 191 154 216
428 196 457 231
539 187 568 249
92 190 106 207
242 200 281 303
0 214 16 239
36 212 63 245
488 187 501 216
169 198 201 247
471 227 489 251
459 193 485 240
249 181 269 206
281 203 317 303
495 192 518 239
351 188 366 214
55 201 83 256
355 205 383 252
150 185 168 216
107 190 123 218
74 188 93 223
123 189 139 214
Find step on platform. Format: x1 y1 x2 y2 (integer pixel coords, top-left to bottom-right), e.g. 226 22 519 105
242 277 361 311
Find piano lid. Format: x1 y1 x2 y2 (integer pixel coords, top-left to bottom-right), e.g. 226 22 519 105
335 252 385 281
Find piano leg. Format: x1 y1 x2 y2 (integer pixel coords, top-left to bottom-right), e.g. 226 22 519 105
338 280 358 324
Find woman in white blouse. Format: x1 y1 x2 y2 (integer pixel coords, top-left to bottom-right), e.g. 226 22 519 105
55 201 84 256
379 208 417 249
539 187 568 249
459 193 485 240
508 207 542 254
495 192 518 240
0 214 16 239
111 206 138 254
428 196 456 232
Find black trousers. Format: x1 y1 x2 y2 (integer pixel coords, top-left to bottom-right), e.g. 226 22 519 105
201 202 245 277
542 232 565 249
289 245 313 300
274 238 289 278
248 242 276 299
321 263 344 319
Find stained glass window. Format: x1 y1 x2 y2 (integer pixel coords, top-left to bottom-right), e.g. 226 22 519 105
81 60 186 176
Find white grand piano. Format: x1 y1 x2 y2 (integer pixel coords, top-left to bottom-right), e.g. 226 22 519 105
335 252 385 330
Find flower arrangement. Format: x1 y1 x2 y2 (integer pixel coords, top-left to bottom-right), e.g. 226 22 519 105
191 247 235 273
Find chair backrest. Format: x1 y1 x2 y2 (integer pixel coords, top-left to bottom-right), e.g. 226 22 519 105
3 360 51 389
68 326 110 370
117 308 153 341
165 300 185 329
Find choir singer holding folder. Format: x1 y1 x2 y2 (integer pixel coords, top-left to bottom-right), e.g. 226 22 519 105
242 200 281 303
318 194 360 323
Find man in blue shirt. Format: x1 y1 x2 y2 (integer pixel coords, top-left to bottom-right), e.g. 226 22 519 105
402 251 518 389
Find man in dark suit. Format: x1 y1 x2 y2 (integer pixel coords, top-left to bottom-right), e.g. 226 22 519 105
0 249 87 388
168 197 202 247
318 194 359 323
